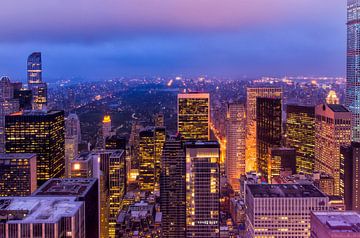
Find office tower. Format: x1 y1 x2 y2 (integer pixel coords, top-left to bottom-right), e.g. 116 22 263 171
185 141 220 238
66 112 81 142
102 115 112 140
95 150 126 237
245 87 282 172
5 110 65 186
13 88 32 110
0 153 37 196
245 184 329 238
160 136 186 238
139 127 166 191
116 201 162 237
326 90 340 105
225 102 246 192
32 178 99 238
347 0 360 142
27 52 47 110
315 104 351 196
70 153 110 238
256 97 282 180
311 211 360 237
106 135 126 150
340 142 360 210
286 104 316 174
154 112 164 127
129 120 143 169
0 197 85 238
178 93 210 140
65 135 78 177
267 147 296 182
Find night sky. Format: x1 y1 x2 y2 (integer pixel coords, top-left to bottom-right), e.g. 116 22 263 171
0 0 346 81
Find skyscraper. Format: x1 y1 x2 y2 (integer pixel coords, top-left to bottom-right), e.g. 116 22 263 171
315 104 351 196
347 0 360 142
178 93 210 140
102 115 112 140
0 197 85 238
185 141 220 238
0 153 37 196
66 113 81 142
256 97 282 180
27 52 47 110
160 135 186 238
245 87 282 172
340 142 360 211
5 110 65 186
245 184 329 238
32 178 99 238
286 104 316 174
225 102 246 192
139 126 166 192
267 147 296 182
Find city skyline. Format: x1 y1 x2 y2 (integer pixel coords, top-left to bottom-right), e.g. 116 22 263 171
0 0 346 80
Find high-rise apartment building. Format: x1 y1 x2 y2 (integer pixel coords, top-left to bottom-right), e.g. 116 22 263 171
340 142 360 211
102 115 112 140
0 197 85 238
347 0 360 142
27 52 47 110
139 126 166 191
65 135 78 177
256 97 282 180
160 135 186 238
0 153 37 196
245 184 329 238
245 87 282 172
5 110 65 186
315 104 351 196
178 93 210 140
185 141 220 238
286 104 316 174
311 211 360 237
32 178 99 238
225 102 246 192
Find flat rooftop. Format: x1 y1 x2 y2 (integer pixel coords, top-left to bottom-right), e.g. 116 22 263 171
185 141 219 148
0 197 82 223
9 110 63 116
0 153 36 160
32 178 97 197
327 104 349 113
247 184 326 198
313 211 360 233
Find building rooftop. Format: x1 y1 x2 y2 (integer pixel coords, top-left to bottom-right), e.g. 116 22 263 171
32 178 97 197
247 184 326 198
327 104 349 113
0 197 82 223
313 211 360 233
9 110 63 116
0 153 36 160
184 140 219 148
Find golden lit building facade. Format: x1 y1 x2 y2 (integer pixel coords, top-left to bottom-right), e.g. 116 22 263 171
225 102 246 192
178 93 210 140
245 87 282 172
139 127 166 192
286 104 315 174
315 104 351 196
0 153 37 196
185 141 220 238
5 110 65 186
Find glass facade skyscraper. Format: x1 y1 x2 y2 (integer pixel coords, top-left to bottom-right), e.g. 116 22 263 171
27 52 47 110
347 0 360 142
5 110 65 186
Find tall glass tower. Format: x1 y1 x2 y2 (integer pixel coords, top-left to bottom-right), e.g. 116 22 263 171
27 52 47 110
347 0 360 142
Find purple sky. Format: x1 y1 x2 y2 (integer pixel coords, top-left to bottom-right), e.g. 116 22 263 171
0 0 346 81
